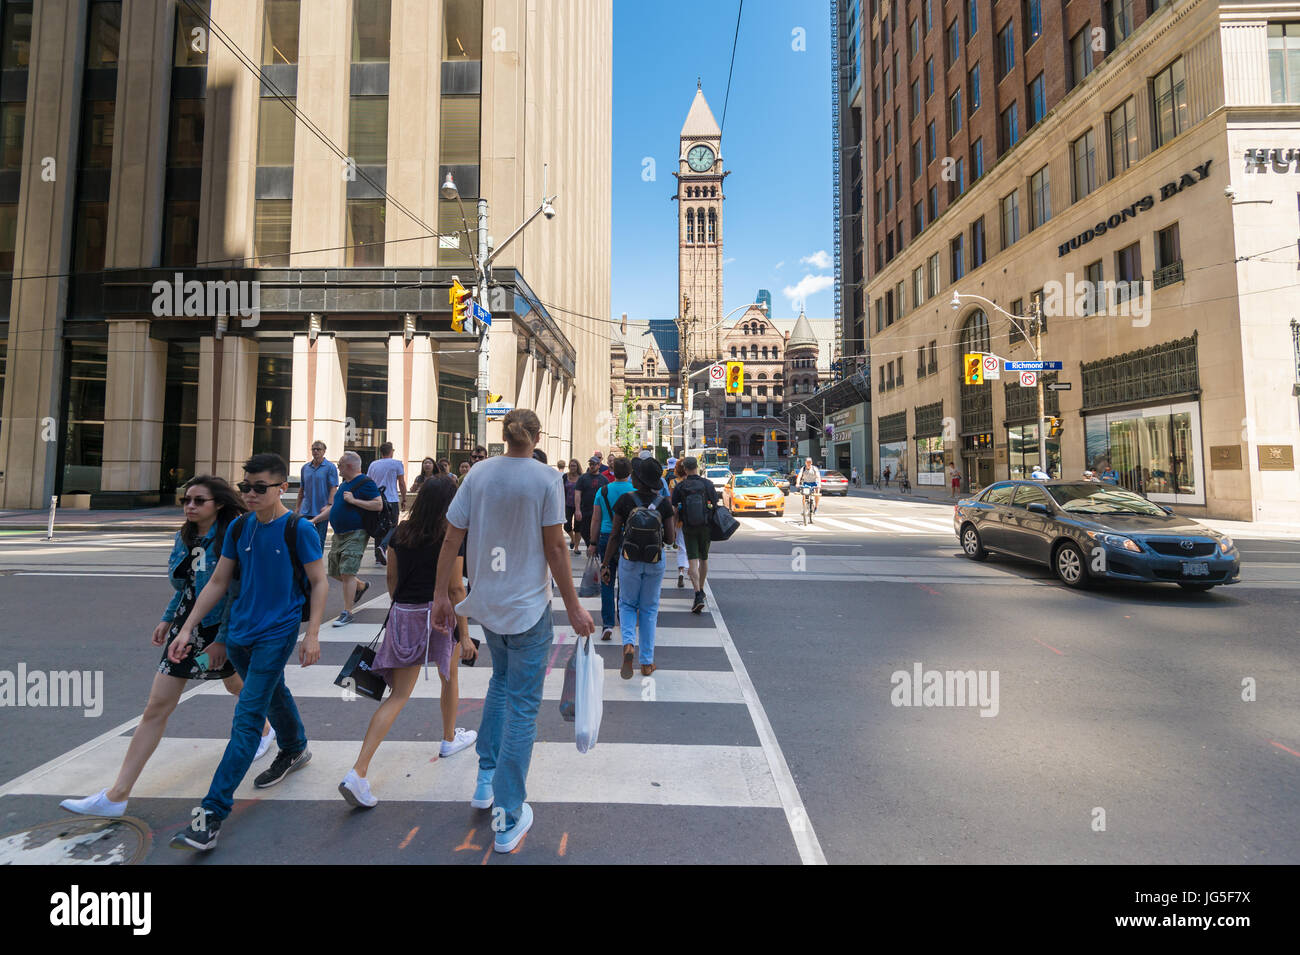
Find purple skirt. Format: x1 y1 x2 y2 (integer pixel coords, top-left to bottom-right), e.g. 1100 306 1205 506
371 601 454 686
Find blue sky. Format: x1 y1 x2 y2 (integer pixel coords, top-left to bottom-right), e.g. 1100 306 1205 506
612 0 834 324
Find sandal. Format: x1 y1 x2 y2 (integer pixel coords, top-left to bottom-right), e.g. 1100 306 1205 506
354 580 370 603
620 646 634 680
640 663 656 677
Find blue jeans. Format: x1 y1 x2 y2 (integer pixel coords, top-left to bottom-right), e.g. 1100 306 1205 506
597 531 619 629
617 558 665 664
201 627 307 820
476 606 553 826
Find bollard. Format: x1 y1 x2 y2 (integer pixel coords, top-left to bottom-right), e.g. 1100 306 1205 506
45 495 57 541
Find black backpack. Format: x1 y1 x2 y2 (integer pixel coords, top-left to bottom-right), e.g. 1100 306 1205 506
352 479 392 540
230 512 313 621
621 491 666 563
682 481 710 528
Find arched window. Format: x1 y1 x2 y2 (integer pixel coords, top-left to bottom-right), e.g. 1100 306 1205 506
761 346 768 359
686 209 694 243
757 372 767 380
697 207 706 237
750 345 758 360
730 346 737 357
708 209 716 242
728 434 741 456
774 385 783 396
749 433 764 456
711 185 718 197
773 347 779 360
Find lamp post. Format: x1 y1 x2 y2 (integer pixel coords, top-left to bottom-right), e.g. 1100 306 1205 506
951 291 1048 476
441 172 556 451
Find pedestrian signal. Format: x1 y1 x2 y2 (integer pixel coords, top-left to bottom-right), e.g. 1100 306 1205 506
725 361 744 394
1046 415 1063 438
963 353 984 385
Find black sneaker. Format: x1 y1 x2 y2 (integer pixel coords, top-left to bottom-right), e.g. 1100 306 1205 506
170 810 221 851
374 547 387 566
254 748 312 789
692 590 706 614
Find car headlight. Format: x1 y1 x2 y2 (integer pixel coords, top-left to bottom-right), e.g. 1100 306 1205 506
1218 534 1234 553
1087 531 1142 553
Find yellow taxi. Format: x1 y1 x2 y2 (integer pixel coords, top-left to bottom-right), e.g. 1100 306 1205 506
723 469 785 516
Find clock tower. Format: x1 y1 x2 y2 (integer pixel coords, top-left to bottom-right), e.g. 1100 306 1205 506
675 84 726 368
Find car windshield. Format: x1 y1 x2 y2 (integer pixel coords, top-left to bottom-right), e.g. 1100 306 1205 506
1046 483 1168 516
735 476 775 488
706 468 730 479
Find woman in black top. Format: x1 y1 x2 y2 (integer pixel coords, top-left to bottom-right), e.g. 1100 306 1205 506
410 457 437 494
339 476 479 809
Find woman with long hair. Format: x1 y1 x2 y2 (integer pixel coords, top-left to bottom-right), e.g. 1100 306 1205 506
60 476 274 817
670 459 689 588
339 475 479 808
410 457 437 494
564 459 582 551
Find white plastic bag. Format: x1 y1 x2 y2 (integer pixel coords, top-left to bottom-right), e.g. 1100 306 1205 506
574 635 604 753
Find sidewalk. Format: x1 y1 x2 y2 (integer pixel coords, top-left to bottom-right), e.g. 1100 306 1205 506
0 506 184 532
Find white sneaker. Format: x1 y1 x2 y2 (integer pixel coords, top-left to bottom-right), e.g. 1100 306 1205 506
60 789 127 818
254 726 276 761
440 727 477 758
338 769 378 808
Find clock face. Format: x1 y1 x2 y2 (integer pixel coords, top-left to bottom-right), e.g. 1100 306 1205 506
687 144 715 172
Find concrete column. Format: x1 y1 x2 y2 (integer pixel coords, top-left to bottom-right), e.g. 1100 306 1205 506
560 381 574 463
536 361 554 451
290 332 348 474
548 365 564 461
105 0 172 269
385 333 442 469
486 319 518 448
196 336 259 478
0 0 88 507
291 0 349 268
388 0 441 267
100 321 167 498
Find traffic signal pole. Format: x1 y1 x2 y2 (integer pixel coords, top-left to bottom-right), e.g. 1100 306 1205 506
1034 299 1047 476
476 198 489 451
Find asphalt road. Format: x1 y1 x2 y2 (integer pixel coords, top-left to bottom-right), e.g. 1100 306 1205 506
1 495 1297 864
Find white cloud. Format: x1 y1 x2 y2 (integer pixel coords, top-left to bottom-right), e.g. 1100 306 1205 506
774 260 785 270
800 250 832 270
782 273 835 305
722 257 736 265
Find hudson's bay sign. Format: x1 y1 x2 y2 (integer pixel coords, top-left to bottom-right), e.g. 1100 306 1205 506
1057 160 1212 257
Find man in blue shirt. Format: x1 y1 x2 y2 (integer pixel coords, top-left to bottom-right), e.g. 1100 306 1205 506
330 451 384 626
166 452 327 852
299 439 338 549
590 457 633 642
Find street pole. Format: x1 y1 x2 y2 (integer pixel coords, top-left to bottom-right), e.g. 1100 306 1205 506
1034 299 1047 476
475 198 490 452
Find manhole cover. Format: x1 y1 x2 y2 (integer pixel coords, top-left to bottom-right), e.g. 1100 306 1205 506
0 816 152 865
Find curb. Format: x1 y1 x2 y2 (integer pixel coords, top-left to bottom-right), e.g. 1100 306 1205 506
0 523 178 532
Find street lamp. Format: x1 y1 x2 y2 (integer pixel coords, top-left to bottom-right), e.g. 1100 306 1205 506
952 291 1050 477
441 170 558 450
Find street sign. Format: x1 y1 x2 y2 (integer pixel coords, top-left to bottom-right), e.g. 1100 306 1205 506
486 402 513 421
1019 371 1038 388
708 363 725 390
1046 381 1073 391
438 235 460 249
1005 361 1063 370
796 414 807 431
470 301 491 328
660 402 683 411
982 354 1001 380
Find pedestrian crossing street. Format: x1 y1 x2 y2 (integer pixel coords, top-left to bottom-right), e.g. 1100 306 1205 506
5 551 818 863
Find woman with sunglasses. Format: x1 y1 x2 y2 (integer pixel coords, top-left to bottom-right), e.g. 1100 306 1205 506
60 477 274 818
339 475 479 808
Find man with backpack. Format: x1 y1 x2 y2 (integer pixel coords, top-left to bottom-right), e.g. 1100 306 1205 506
329 451 385 627
591 457 633 641
671 456 719 614
601 456 675 678
165 452 328 851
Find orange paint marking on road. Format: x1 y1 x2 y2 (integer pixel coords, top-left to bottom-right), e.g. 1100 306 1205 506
454 828 483 852
558 832 569 857
510 831 529 854
398 826 419 849
917 584 940 596
1269 739 1300 759
1031 635 1064 655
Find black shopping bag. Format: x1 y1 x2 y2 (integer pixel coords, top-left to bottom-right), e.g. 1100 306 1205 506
334 625 388 701
709 504 739 541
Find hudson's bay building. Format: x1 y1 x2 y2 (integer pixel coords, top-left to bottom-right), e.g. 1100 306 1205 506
0 0 611 507
857 0 1300 519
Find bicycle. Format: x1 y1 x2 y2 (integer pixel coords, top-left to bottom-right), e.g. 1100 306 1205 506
800 484 815 526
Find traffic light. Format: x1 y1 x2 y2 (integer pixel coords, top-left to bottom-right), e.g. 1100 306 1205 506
450 278 473 333
1046 415 1063 438
963 353 984 385
726 361 744 393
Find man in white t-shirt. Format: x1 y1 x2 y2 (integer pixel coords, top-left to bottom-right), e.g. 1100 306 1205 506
433 409 594 855
366 442 406 565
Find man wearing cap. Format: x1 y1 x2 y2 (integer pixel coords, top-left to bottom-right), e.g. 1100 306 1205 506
573 456 607 556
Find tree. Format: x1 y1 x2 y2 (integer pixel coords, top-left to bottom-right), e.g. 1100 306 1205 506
613 392 638 458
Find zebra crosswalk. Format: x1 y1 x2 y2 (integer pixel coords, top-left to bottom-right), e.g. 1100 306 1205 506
734 511 955 536
2 551 820 864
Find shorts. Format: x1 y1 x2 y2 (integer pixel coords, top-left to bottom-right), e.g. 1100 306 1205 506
329 528 369 576
682 523 711 561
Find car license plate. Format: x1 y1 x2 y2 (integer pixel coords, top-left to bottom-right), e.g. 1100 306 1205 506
1182 561 1209 576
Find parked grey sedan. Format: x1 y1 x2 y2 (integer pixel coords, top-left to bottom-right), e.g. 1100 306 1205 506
953 481 1241 591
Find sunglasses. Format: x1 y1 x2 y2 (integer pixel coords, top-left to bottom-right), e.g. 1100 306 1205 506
237 481 282 495
182 495 212 506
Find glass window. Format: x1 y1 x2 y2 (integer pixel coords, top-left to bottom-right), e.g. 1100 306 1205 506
352 0 390 62
346 199 385 266
439 96 480 165
254 199 292 266
949 89 963 136
1108 97 1137 176
59 342 108 494
1001 189 1020 247
1006 425 1061 481
253 341 294 464
913 265 925 305
1155 222 1180 268
926 57 934 96
927 252 941 297
997 22 1014 78
1028 73 1046 126
984 483 1016 505
1116 241 1142 299
1152 57 1188 148
968 0 978 38
1107 0 1133 47
1084 402 1203 503
166 98 204 168
1030 164 1051 229
72 201 108 271
928 185 938 221
261 0 300 65
911 78 921 118
161 200 200 268
257 98 295 166
969 63 981 113
0 202 17 272
173 0 209 67
926 121 936 161
950 234 965 280
924 0 933 32
1025 0 1042 46
1269 23 1300 103
0 102 24 170
79 99 115 169
1071 129 1097 201
1 3 32 69
1000 101 1019 153
912 138 922 179
910 18 920 57
971 138 984 179
86 1 121 68
971 216 986 268
913 197 924 233
947 20 959 67
1071 24 1094 88
349 96 388 164
1083 259 1103 315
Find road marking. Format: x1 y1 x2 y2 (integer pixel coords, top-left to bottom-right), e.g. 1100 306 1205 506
701 581 826 865
1031 635 1065 656
807 516 861 531
837 516 930 535
736 517 783 534
1269 740 1300 759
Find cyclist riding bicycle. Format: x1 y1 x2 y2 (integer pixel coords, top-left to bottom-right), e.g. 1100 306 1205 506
793 458 822 515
